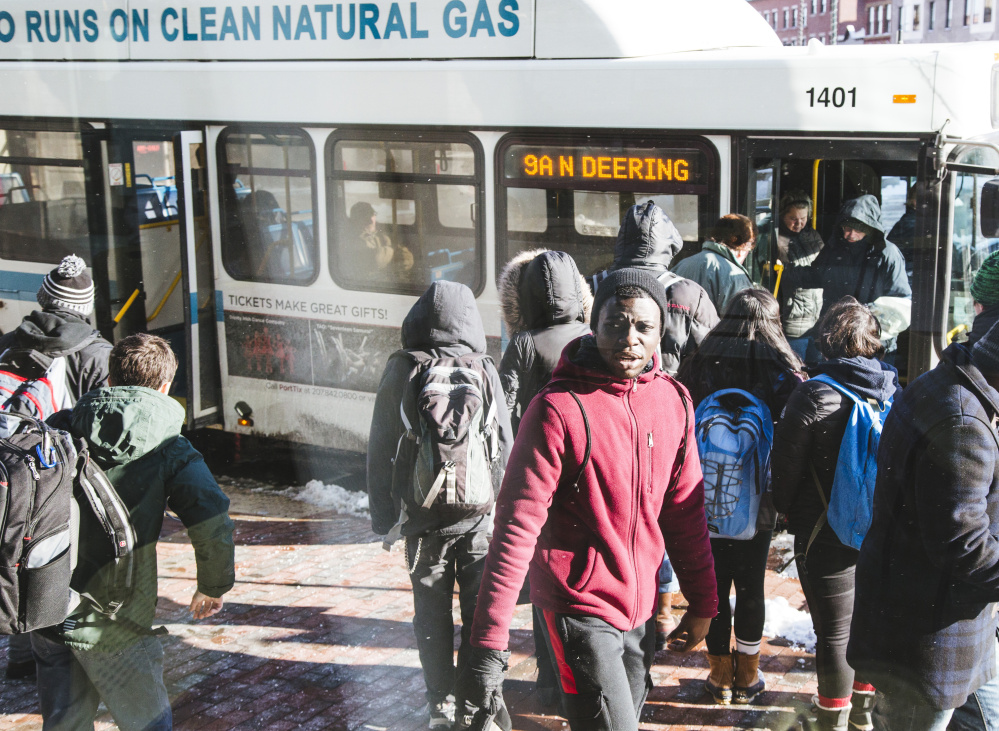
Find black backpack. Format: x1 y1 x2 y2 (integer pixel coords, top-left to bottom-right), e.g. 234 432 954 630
0 412 135 635
391 351 499 524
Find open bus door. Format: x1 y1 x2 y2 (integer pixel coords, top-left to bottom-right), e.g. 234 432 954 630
174 131 222 428
737 135 941 381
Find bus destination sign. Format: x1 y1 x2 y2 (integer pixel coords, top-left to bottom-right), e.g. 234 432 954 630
503 144 708 192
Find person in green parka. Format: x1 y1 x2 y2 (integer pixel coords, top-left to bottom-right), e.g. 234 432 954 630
32 333 235 731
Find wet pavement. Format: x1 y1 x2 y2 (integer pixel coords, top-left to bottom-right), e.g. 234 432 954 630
0 476 818 731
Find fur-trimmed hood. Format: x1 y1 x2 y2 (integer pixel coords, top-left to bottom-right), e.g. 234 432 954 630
498 249 593 336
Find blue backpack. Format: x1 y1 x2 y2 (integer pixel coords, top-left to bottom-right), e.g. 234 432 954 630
808 374 892 550
694 389 773 540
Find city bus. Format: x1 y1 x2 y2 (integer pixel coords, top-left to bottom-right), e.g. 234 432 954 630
1 0 998 451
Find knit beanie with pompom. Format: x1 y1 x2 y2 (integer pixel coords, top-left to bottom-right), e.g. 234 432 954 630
37 254 95 317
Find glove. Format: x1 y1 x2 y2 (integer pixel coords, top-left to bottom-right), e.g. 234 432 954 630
454 647 512 731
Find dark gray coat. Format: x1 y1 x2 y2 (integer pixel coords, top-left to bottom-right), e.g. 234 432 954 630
592 202 719 375
848 343 999 710
366 281 513 537
497 249 592 434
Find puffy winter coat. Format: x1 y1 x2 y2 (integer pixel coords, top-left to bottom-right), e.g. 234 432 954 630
591 202 719 375
498 249 592 434
777 226 825 338
59 386 235 651
672 240 755 315
470 337 718 651
848 343 999 711
0 307 111 404
367 281 513 537
770 357 897 548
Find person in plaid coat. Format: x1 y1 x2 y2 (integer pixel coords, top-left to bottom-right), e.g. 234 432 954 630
848 322 999 729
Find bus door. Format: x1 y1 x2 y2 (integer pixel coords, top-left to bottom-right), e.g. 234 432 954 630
174 130 221 428
737 136 939 379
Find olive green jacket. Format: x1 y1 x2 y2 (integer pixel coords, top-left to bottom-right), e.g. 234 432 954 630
60 386 235 651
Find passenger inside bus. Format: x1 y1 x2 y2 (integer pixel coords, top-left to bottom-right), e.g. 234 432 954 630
345 201 414 282
773 191 825 363
232 189 315 282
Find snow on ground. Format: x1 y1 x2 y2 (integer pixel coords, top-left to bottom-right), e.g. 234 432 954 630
729 594 816 652
246 480 370 518
772 531 799 580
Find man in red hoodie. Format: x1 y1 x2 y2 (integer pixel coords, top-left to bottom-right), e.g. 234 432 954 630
456 268 718 731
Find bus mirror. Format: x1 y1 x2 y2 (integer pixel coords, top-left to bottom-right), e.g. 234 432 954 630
982 178 999 237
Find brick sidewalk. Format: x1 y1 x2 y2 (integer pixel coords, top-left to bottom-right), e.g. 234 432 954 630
0 482 817 731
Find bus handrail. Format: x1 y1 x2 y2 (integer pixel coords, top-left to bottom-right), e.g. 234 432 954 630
941 136 999 175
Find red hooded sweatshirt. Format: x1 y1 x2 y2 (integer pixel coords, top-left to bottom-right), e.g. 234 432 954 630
470 337 718 651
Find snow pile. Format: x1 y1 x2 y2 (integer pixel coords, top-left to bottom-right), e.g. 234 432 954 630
763 596 816 652
772 531 799 580
285 480 370 517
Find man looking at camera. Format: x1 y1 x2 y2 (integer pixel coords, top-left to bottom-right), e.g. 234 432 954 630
456 268 718 731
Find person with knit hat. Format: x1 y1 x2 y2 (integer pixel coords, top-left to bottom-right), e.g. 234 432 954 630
0 254 111 682
456 268 717 731
966 250 999 346
848 320 999 731
0 254 111 405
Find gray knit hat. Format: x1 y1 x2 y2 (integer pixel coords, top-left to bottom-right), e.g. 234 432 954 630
591 267 668 334
37 254 95 317
971 251 999 307
972 320 999 375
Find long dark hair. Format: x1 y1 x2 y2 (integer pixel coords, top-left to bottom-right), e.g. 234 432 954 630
677 289 805 406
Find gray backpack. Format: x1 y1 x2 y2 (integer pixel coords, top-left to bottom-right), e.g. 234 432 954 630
392 351 499 523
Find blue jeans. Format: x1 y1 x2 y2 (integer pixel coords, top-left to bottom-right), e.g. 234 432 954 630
657 552 679 594
31 630 172 731
949 649 999 731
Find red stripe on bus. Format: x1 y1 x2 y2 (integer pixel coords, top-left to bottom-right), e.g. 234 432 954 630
543 609 578 695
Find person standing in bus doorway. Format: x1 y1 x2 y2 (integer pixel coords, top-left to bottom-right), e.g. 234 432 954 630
785 195 911 363
672 214 757 315
848 321 999 731
0 254 112 683
455 269 718 731
496 248 593 708
771 191 825 366
590 202 719 650
367 280 513 729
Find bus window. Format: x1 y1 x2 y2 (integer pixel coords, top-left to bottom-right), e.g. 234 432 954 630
0 128 89 265
497 137 713 280
218 128 317 286
327 134 483 295
327 133 482 294
948 150 999 344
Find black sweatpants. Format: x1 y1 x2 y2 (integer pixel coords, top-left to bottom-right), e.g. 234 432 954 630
538 610 656 731
406 530 489 705
706 530 772 656
793 534 858 701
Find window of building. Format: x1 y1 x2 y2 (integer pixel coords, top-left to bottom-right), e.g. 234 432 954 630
496 137 714 281
946 0 953 26
986 0 993 23
327 133 483 295
810 0 816 12
913 1 921 28
219 128 316 285
886 3 893 30
792 7 798 26
783 8 789 27
965 0 972 25
0 127 90 265
929 0 936 28
869 5 876 33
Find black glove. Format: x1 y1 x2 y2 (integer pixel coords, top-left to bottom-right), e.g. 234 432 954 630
454 647 512 731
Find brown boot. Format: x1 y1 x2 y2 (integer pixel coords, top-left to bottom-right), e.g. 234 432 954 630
732 651 765 704
655 592 677 651
705 654 734 704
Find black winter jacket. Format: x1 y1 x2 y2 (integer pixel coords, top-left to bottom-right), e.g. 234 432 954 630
849 343 999 710
771 357 897 548
591 202 718 375
367 281 513 537
0 307 111 404
498 249 592 434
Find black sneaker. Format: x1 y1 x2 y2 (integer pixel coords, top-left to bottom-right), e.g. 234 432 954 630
4 660 36 681
429 700 455 728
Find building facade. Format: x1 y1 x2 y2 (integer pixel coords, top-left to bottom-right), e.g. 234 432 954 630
750 0 999 42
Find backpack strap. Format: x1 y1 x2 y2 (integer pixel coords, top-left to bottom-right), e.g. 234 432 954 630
776 461 830 574
667 382 691 493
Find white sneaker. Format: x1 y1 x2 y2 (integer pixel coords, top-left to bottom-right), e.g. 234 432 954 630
429 700 455 728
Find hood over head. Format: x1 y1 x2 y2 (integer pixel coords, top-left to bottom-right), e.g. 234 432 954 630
498 249 593 335
610 201 684 272
836 195 886 245
10 309 98 357
401 280 486 353
811 355 898 403
71 386 186 467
